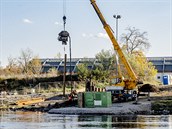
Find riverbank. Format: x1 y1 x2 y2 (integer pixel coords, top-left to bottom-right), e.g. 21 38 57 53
48 96 172 115
48 86 172 115
49 99 151 115
1 86 172 115
1 95 172 115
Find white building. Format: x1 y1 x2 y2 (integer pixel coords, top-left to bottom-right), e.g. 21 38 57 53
147 57 172 85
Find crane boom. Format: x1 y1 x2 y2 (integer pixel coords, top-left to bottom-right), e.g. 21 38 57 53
90 0 137 90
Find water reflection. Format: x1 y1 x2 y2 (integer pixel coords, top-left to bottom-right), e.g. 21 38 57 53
0 111 172 129
77 115 171 128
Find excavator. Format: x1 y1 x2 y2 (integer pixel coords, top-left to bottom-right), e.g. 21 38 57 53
90 0 141 101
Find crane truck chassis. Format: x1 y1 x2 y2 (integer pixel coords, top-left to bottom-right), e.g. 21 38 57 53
105 86 137 102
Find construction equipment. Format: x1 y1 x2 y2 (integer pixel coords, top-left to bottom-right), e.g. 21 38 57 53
16 97 44 106
90 0 141 101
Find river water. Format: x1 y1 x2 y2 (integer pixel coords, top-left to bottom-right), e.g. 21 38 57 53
0 111 172 129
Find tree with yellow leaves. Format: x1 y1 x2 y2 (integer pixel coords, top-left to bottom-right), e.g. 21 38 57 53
127 51 157 83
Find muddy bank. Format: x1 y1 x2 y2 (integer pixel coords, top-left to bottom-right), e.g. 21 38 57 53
0 75 79 91
3 97 172 115
48 96 172 115
9 100 77 112
1 93 77 112
1 88 172 115
48 99 152 115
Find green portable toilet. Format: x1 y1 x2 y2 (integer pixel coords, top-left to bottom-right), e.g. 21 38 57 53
84 92 94 108
101 92 112 107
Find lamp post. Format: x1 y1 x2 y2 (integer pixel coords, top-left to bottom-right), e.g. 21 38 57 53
113 15 121 41
69 36 72 93
113 15 121 82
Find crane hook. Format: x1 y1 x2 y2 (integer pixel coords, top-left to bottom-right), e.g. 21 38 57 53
63 15 66 30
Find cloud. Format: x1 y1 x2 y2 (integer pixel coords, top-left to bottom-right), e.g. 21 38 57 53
23 18 33 24
82 33 87 37
82 33 94 38
54 22 63 26
96 33 108 39
82 32 108 39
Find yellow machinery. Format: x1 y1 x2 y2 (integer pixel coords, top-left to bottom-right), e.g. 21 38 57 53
16 97 44 106
90 0 140 100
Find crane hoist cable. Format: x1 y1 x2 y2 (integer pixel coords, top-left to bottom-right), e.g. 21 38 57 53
58 0 70 51
63 0 66 30
63 0 66 16
58 0 73 93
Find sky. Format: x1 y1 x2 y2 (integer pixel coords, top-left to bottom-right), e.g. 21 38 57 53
0 0 172 67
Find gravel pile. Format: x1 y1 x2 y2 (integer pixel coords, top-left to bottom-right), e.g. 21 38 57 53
49 99 151 115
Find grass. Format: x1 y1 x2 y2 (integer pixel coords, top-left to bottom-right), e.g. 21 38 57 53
151 97 172 113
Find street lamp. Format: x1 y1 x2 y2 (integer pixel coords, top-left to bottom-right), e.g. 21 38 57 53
69 36 72 93
113 15 121 83
113 15 121 41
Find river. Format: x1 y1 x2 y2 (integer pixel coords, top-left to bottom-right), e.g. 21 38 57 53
0 111 172 129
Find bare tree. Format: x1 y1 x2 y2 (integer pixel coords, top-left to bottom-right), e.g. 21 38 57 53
7 56 18 67
18 48 33 74
28 56 42 75
121 27 150 54
6 56 21 74
55 52 61 59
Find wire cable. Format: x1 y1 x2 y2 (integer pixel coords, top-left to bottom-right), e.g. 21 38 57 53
63 0 67 30
63 0 66 16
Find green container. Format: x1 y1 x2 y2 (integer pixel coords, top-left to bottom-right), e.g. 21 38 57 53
94 92 102 100
101 92 112 107
84 92 112 108
84 92 94 108
94 92 102 107
94 92 112 107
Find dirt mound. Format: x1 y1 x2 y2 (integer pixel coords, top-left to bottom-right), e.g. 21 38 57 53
139 84 159 92
159 85 172 91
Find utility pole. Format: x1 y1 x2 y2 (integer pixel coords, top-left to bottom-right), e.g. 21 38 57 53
113 15 121 41
113 15 121 82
